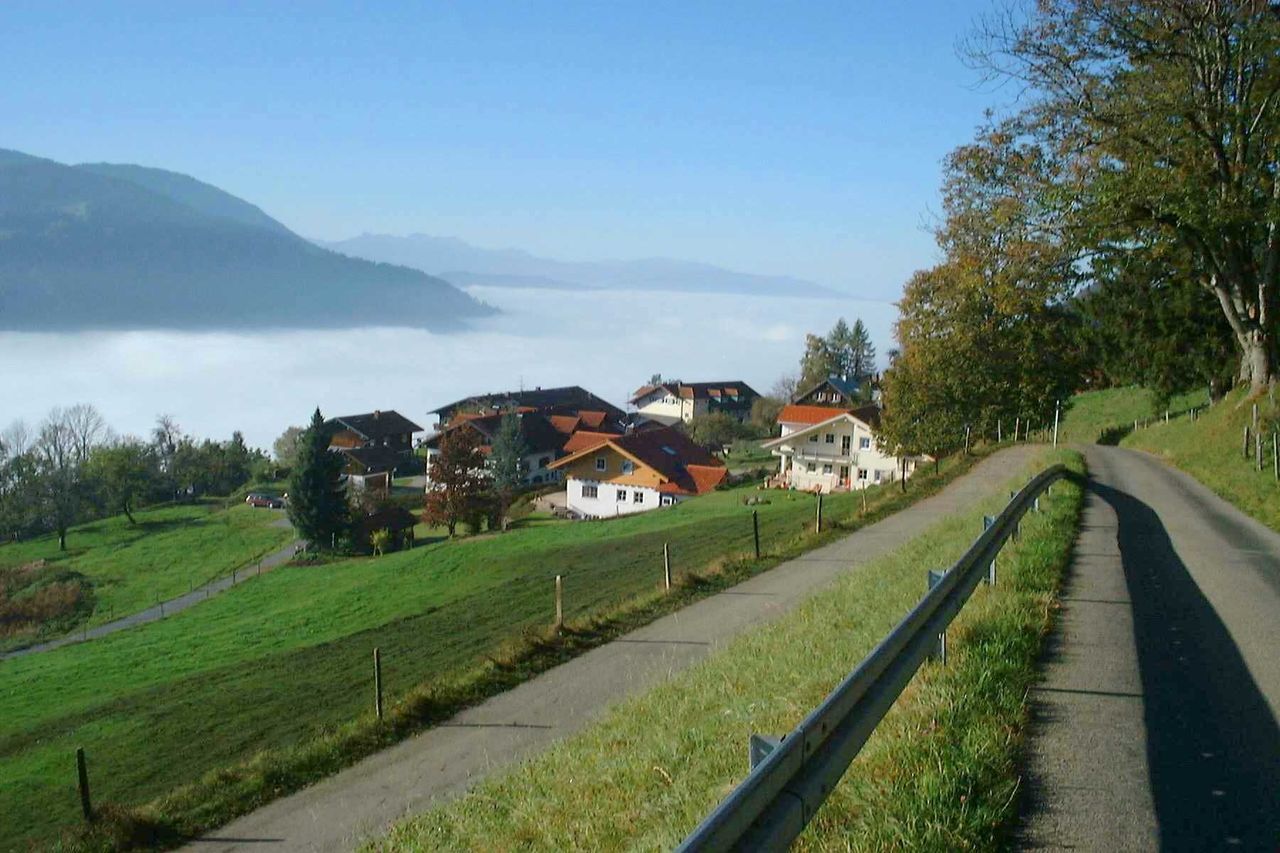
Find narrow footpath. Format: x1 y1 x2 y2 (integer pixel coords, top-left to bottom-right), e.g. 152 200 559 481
2 517 301 661
1018 445 1280 851
189 445 1040 852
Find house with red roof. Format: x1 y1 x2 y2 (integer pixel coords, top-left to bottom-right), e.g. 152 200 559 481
547 426 727 517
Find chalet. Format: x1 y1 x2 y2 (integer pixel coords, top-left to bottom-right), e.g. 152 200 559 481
337 446 405 492
428 385 627 432
328 410 423 457
629 380 760 426
422 410 622 487
547 426 727 518
792 376 864 408
763 402 916 493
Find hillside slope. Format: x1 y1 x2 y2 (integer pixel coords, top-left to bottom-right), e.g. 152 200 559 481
0 150 492 331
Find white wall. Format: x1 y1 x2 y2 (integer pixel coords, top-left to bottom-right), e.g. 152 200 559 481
564 477 680 518
773 418 912 493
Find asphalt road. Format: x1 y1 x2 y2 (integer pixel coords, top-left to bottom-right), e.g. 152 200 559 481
1018 445 1280 851
187 445 1041 852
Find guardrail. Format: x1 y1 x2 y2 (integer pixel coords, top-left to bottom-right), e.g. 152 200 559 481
676 463 1070 852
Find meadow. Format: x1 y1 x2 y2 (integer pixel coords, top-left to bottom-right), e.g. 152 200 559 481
0 449 986 850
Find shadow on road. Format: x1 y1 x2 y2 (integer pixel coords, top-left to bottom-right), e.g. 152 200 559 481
1093 482 1279 850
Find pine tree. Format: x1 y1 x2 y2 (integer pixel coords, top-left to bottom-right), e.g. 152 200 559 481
488 412 527 530
799 334 837 389
825 319 854 379
848 319 876 382
286 408 349 549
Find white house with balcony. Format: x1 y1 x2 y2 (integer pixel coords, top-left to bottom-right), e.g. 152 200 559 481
762 403 914 492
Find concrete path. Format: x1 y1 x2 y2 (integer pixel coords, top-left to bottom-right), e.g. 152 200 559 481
189 445 1040 852
1018 445 1280 851
2 516 301 661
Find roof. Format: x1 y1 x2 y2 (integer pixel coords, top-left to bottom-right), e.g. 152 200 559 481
562 429 625 454
629 380 760 405
429 385 625 425
549 426 727 496
794 375 861 403
339 445 406 473
330 410 423 440
427 412 569 455
763 404 884 448
776 402 882 429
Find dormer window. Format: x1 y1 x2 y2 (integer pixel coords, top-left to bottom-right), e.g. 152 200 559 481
595 456 607 472
621 460 635 474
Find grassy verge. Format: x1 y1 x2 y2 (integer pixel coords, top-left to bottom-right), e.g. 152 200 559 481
23 448 996 851
1059 386 1208 444
373 449 1084 851
1123 386 1280 532
0 502 293 647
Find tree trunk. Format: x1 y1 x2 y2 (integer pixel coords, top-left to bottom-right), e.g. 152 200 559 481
123 502 136 525
58 526 67 551
1238 328 1275 392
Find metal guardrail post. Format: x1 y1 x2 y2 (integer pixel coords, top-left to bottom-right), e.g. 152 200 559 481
982 515 997 585
749 735 783 769
927 569 947 663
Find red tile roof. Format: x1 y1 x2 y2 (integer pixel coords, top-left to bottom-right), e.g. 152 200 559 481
561 430 621 454
777 404 849 425
553 426 726 497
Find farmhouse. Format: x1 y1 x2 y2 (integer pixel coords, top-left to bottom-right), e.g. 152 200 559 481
792 375 865 408
629 380 760 426
428 385 626 432
328 410 423 458
337 445 406 492
547 426 727 518
764 402 915 493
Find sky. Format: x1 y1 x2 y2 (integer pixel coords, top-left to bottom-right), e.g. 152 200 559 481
2 1 1002 300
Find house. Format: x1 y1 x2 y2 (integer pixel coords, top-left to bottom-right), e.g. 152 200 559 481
337 445 406 492
792 376 864 408
629 380 761 426
547 426 727 518
328 410 423 458
428 385 627 432
763 402 916 493
421 410 622 487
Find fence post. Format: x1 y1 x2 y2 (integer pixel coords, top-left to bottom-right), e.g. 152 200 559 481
926 570 947 664
1053 400 1060 447
1274 432 1278 482
663 543 672 591
1014 416 1020 441
1257 431 1264 472
76 747 93 822
554 574 563 628
997 419 1002 443
373 647 383 721
1244 425 1251 459
752 511 760 560
964 424 971 455
815 494 823 533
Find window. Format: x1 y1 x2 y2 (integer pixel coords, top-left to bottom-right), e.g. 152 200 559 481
859 437 871 450
582 484 598 498
538 456 550 469
822 464 833 475
595 456 607 472
621 460 635 474
858 468 868 481
839 465 850 482
874 470 883 483
841 436 851 453
633 491 644 504
807 462 817 473
808 434 818 443
616 489 627 502
825 433 835 444
661 495 674 506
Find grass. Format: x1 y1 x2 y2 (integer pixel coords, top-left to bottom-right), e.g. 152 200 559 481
1058 386 1209 444
1 448 993 851
373 449 1085 851
0 502 294 646
1123 386 1280 532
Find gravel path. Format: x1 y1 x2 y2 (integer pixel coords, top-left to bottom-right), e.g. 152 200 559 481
188 445 1040 852
1017 445 1280 850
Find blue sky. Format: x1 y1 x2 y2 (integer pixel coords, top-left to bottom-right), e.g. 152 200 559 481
3 1 1002 299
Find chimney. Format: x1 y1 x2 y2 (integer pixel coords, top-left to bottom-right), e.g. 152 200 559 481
373 410 381 419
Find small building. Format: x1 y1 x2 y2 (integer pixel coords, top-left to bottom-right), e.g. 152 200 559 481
428 385 627 432
792 376 864 408
629 380 761 426
328 410 423 458
338 446 406 492
763 403 915 493
351 504 417 554
547 426 727 518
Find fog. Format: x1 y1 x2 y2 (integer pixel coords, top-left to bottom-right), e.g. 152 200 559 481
0 287 897 449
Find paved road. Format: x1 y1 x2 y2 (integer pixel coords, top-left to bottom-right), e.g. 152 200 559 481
2 516 301 661
1018 445 1280 851
189 445 1041 852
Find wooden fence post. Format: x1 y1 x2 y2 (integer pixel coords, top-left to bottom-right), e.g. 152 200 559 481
76 747 93 822
663 543 672 591
752 511 760 560
1273 432 1278 482
1014 416 1020 442
1257 431 1264 472
554 574 563 628
373 647 383 721
1244 425 1251 459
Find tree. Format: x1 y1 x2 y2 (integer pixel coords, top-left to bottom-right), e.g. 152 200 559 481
369 527 391 557
686 412 747 447
0 421 37 542
970 1 1280 390
286 409 349 549
847 319 877 383
32 408 89 551
273 425 305 468
487 412 527 530
770 373 800 402
84 439 157 525
826 318 855 379
799 334 837 389
749 395 785 437
424 427 489 538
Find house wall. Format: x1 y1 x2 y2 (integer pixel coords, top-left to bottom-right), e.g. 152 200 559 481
565 478 679 517
422 447 562 487
330 428 413 452
555 446 665 489
773 418 911 493
634 389 687 425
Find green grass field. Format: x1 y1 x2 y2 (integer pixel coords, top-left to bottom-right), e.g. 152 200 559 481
0 452 986 850
1058 386 1208 444
0 502 294 644
1123 387 1280 532
374 449 1084 851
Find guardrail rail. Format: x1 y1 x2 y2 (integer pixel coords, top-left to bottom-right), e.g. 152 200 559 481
676 463 1070 852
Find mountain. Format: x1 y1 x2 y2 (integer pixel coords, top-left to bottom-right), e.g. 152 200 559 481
322 233 841 298
0 150 492 331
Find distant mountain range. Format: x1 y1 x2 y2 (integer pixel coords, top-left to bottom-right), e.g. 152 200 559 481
0 149 492 331
322 233 840 298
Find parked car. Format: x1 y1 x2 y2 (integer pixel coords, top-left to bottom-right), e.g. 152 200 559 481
246 494 284 509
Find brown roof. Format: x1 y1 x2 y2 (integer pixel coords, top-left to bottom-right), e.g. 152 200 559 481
339 445 406 474
561 429 623 454
629 381 759 405
330 410 423 441
551 426 726 497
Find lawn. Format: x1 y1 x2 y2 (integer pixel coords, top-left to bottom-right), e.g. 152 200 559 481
0 502 294 644
374 448 1084 851
1123 387 1280 532
0 451 986 850
1058 386 1209 444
